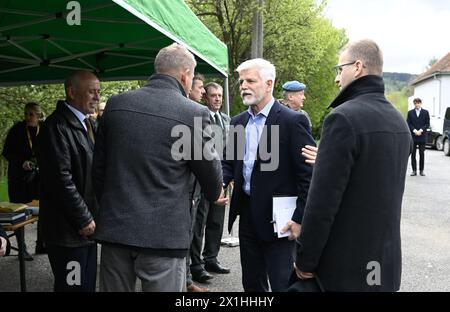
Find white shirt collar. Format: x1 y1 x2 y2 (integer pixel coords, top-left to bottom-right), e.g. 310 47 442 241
65 102 88 130
209 109 220 119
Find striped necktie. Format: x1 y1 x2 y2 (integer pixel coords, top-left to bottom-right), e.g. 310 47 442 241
84 118 95 143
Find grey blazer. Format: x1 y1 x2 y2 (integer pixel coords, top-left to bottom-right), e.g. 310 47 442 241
92 74 223 252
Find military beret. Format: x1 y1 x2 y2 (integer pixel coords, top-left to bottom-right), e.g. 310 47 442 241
282 81 306 92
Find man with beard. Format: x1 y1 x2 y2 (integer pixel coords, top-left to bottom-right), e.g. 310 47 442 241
222 58 315 291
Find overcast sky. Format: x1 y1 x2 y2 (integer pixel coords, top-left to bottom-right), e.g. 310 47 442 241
324 0 450 74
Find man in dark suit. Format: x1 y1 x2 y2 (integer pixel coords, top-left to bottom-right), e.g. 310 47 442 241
38 70 100 292
190 82 230 281
294 39 411 291
92 43 223 292
185 73 211 292
222 58 315 292
407 98 430 176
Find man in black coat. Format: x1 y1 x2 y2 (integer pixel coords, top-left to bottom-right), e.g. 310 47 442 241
407 98 430 176
37 70 100 292
92 43 223 292
294 39 412 291
222 58 315 291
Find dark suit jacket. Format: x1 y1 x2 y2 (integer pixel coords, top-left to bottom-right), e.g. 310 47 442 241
407 108 430 143
208 111 231 156
222 100 315 242
92 74 222 253
296 75 412 291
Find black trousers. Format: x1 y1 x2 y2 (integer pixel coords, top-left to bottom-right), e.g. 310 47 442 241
238 194 295 292
186 193 201 286
47 243 97 292
411 142 426 171
190 195 225 271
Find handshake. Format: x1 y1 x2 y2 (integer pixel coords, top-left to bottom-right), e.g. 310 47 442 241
214 187 229 206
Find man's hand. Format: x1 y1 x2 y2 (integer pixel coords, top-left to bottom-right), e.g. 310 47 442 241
294 263 314 280
22 161 34 171
280 220 301 241
0 237 7 257
214 188 228 206
79 220 96 237
301 145 318 165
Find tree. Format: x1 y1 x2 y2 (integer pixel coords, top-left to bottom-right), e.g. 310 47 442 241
187 0 347 137
428 57 438 69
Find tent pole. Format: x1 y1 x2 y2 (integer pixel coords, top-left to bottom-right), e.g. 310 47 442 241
223 77 230 116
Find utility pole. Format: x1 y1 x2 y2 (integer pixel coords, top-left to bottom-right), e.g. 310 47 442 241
251 0 264 58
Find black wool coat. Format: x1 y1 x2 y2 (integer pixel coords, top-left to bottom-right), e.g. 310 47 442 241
296 75 412 291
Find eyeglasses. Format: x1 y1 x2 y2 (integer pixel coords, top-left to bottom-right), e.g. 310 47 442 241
333 61 356 75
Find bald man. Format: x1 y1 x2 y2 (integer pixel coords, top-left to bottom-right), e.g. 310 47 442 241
38 70 100 292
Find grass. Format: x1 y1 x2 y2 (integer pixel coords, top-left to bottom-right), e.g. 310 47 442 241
0 179 9 202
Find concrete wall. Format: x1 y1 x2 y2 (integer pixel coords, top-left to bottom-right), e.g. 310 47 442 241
412 78 440 115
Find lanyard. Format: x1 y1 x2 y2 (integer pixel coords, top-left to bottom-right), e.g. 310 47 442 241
26 124 40 151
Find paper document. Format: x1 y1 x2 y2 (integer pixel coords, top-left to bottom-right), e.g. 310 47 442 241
272 196 297 238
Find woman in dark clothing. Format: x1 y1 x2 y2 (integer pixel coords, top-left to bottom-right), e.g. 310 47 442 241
2 102 45 259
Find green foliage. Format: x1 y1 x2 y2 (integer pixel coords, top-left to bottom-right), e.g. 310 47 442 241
386 86 411 118
0 179 8 201
187 0 347 138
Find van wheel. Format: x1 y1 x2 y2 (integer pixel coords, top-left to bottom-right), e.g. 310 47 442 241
436 135 444 151
444 139 450 156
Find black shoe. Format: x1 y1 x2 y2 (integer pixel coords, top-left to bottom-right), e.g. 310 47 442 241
205 262 230 274
23 250 34 261
420 171 426 176
410 171 417 176
191 269 213 283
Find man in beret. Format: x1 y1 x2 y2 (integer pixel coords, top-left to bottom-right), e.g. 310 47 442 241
281 81 312 131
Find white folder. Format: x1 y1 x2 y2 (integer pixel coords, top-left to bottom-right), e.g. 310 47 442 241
272 196 297 238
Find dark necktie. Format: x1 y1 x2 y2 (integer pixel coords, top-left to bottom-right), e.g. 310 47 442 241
214 113 223 129
84 118 95 143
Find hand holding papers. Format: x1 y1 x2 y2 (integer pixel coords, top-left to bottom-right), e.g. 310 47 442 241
273 196 300 239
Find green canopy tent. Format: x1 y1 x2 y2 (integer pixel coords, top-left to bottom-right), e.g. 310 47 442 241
0 0 229 110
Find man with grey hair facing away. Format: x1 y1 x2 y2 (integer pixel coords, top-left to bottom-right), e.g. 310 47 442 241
293 39 411 292
222 58 315 291
92 43 223 292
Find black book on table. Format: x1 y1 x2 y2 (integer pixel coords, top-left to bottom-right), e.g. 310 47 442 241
0 212 27 225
